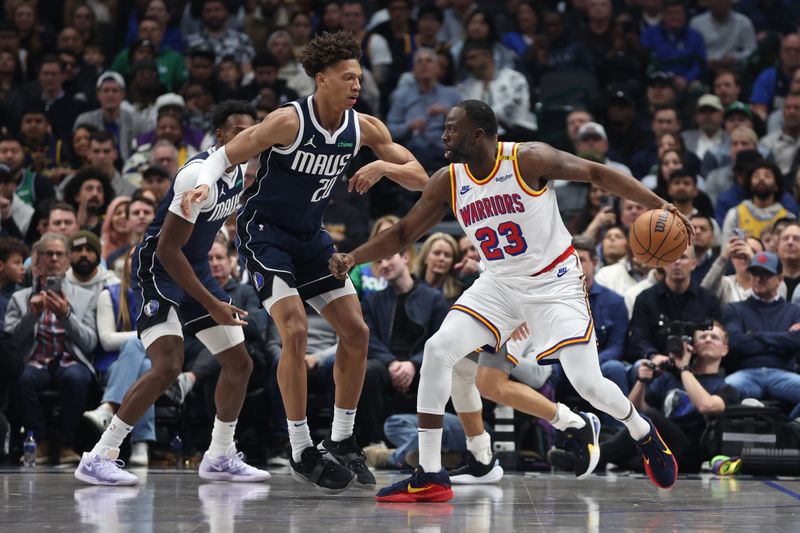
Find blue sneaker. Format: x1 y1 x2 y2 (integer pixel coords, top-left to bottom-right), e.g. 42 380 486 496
376 467 454 502
634 416 678 489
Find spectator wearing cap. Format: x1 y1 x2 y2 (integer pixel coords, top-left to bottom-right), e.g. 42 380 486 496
186 0 256 75
723 251 800 421
18 103 73 185
72 72 149 160
701 102 763 176
0 134 55 208
575 122 632 176
187 45 216 86
645 71 677 114
65 230 119 296
24 55 87 142
140 164 172 202
459 39 537 138
641 0 706 89
682 94 727 161
689 0 756 71
111 17 187 92
721 159 797 243
127 59 166 127
604 89 652 168
387 48 462 172
761 91 800 177
750 33 800 121
63 166 114 237
0 162 35 243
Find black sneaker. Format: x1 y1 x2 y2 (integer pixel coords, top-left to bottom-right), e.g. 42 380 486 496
561 411 601 479
546 448 576 472
448 452 504 485
289 446 355 494
319 436 376 489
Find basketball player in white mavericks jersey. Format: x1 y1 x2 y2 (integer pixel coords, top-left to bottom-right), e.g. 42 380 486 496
330 100 695 502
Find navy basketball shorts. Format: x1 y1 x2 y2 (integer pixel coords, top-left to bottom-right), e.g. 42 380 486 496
237 217 354 314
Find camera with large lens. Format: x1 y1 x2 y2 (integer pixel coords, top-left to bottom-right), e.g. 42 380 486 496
662 319 714 361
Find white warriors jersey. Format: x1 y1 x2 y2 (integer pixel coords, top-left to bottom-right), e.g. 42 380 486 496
450 142 573 277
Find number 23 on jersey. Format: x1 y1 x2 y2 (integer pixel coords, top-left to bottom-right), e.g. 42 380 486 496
474 221 528 261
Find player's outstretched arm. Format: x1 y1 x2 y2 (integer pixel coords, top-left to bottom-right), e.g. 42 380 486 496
184 108 299 214
156 215 247 327
349 114 429 194
330 166 451 278
517 142 695 242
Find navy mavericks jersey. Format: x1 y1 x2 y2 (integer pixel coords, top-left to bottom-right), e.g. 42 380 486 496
136 146 245 275
242 94 361 233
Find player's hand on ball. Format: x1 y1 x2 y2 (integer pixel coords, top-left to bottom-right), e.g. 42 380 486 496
348 161 385 194
182 185 210 217
209 301 248 326
329 253 355 279
660 202 695 244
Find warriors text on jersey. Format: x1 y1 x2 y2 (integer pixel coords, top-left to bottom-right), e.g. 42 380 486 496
241 94 361 234
450 142 573 277
136 146 245 275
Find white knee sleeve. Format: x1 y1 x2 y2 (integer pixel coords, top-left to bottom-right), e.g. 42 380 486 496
450 357 482 413
195 325 245 355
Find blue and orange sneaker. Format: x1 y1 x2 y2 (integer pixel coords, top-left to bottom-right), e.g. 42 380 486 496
375 467 454 503
633 416 678 489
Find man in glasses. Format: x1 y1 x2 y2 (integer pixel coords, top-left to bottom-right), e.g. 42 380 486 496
5 232 98 464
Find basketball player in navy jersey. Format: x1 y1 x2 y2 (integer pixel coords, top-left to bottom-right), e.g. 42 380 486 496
75 101 271 486
330 101 694 501
188 32 428 493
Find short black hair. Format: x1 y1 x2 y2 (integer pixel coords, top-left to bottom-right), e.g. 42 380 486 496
38 54 63 71
90 130 115 145
298 30 361 77
49 201 77 216
461 38 494 57
668 167 696 184
0 236 28 263
252 52 280 70
744 159 785 200
211 100 257 129
0 134 23 146
129 190 157 212
21 101 48 119
417 4 444 24
455 99 498 138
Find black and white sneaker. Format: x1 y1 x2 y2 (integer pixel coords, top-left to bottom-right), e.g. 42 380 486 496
561 411 601 479
318 436 376 489
289 446 355 494
448 453 504 485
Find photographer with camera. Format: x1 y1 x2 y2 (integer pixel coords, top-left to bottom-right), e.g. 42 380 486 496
723 251 800 421
627 246 722 362
5 232 98 464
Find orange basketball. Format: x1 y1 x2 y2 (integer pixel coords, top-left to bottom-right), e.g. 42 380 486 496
629 209 688 267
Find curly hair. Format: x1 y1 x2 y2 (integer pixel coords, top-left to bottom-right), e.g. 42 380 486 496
211 100 257 129
298 30 361 78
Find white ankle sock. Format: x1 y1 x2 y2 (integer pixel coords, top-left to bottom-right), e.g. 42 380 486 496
288 418 314 462
418 427 443 473
466 431 492 465
208 417 237 457
618 402 650 440
549 403 587 431
91 415 133 457
330 406 356 442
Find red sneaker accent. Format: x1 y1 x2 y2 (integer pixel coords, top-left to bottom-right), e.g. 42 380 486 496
375 483 454 503
642 427 678 489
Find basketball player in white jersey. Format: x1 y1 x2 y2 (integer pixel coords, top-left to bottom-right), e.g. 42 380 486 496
330 100 694 502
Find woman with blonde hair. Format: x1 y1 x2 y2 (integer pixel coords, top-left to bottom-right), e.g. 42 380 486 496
100 196 131 261
414 232 463 304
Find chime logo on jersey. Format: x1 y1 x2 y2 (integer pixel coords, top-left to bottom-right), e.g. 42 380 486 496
208 192 243 222
290 150 352 177
144 299 159 317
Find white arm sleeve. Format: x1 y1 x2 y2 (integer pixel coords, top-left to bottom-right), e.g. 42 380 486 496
168 161 216 223
196 145 231 191
97 289 137 352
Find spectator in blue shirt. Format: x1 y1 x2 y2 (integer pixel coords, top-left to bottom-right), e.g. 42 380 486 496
723 251 800 420
387 47 462 171
750 33 800 121
640 0 707 89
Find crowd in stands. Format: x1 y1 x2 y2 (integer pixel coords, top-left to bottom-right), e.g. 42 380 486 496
1 0 800 474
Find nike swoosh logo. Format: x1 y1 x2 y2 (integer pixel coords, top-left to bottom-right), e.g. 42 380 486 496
345 411 355 415
294 422 306 427
407 484 435 494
